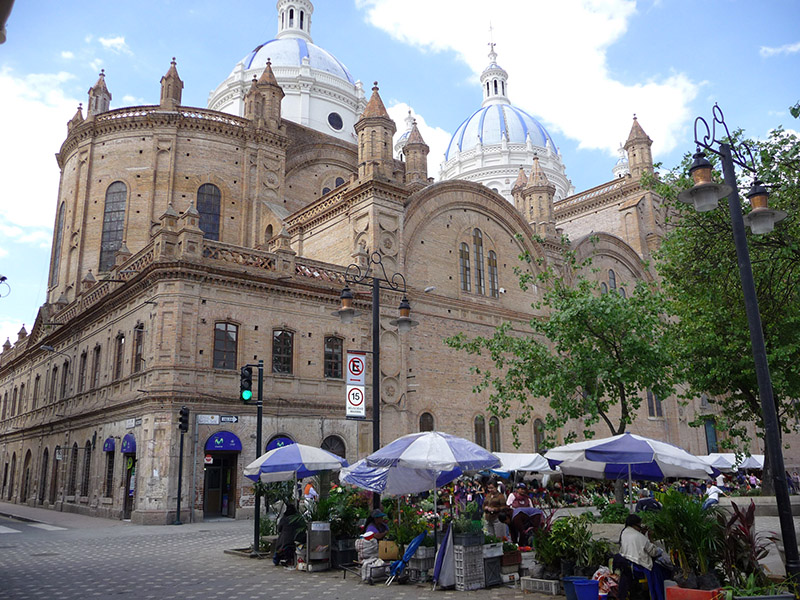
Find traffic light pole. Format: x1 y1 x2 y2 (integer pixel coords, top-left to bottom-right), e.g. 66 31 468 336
250 359 264 558
173 430 184 525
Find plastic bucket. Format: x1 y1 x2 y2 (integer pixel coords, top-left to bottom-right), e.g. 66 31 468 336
562 576 589 600
574 579 600 600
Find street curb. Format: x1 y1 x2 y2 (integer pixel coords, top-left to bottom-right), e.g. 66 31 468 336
0 511 43 524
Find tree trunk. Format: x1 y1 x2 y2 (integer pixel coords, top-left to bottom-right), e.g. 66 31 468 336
614 479 625 504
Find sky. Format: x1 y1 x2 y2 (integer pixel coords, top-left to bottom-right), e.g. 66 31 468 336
0 0 798 347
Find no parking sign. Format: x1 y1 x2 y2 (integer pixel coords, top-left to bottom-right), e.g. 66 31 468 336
346 351 366 417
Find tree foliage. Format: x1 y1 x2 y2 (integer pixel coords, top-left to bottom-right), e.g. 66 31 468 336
446 239 677 447
647 124 800 449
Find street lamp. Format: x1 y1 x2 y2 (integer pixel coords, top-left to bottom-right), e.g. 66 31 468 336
332 251 418 505
678 104 799 586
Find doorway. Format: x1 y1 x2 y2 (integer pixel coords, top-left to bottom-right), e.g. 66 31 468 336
39 449 49 504
123 454 136 520
203 453 237 518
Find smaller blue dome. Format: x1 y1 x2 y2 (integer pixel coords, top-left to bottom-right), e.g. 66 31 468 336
243 38 355 84
445 104 556 160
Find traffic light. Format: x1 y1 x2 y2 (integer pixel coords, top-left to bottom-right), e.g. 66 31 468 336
240 365 253 401
178 406 190 433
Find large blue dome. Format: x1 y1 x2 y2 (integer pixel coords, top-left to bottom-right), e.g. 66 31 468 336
445 104 557 160
242 38 355 84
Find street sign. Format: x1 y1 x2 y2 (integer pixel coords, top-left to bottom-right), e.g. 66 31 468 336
55 448 63 461
346 351 366 386
197 414 220 425
125 418 136 429
220 415 239 423
346 384 366 418
204 454 213 465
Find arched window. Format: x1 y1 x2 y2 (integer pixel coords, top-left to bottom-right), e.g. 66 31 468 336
60 361 69 399
322 187 331 195
8 453 16 500
132 324 145 374
474 415 486 448
50 365 58 401
50 203 65 286
265 224 274 240
213 322 238 370
324 336 343 379
488 251 499 298
114 333 126 380
459 243 471 292
489 416 501 452
533 419 546 453
32 375 40 410
104 448 115 498
81 441 92 496
91 345 102 389
299 10 304 29
289 8 294 26
419 412 434 432
493 80 498 94
67 443 78 497
608 269 616 290
473 229 485 295
99 182 127 271
646 388 663 418
486 82 490 96
600 282 608 295
21 450 32 501
321 435 346 459
272 329 294 374
1 392 6 419
501 81 505 95
704 418 718 453
39 448 49 504
335 177 345 187
11 388 17 416
197 184 221 241
619 287 626 299
18 383 24 414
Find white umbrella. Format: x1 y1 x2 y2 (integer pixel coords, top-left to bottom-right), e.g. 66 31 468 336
340 458 462 497
698 454 735 472
493 452 558 473
243 443 348 483
707 452 764 470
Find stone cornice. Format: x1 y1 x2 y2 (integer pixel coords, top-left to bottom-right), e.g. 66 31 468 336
554 176 645 221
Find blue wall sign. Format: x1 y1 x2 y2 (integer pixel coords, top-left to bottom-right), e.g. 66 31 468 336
205 431 242 452
266 436 295 452
121 433 136 454
103 437 115 452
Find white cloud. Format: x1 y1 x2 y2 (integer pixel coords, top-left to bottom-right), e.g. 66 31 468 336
98 35 132 55
760 41 800 58
357 0 699 157
89 58 103 73
387 102 452 179
61 51 74 60
0 246 8 258
122 94 145 105
0 67 78 244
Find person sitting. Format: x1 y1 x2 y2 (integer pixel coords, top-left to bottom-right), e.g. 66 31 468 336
273 504 299 566
617 514 670 600
635 489 662 513
364 509 390 540
507 482 534 508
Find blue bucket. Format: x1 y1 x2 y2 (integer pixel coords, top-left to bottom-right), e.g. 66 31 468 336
562 576 589 600
574 579 600 600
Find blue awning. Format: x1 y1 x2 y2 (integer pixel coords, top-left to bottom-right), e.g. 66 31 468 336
266 436 294 452
103 437 115 452
205 431 242 452
121 433 136 454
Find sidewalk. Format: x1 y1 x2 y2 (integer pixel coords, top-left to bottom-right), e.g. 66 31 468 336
0 500 129 529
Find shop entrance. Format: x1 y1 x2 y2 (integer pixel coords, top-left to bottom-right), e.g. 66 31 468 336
203 453 237 518
121 433 137 520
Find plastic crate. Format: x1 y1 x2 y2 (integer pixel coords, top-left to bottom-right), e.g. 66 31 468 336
407 568 431 583
408 556 434 571
483 542 503 558
453 531 484 546
521 577 561 595
484 557 502 587
455 544 485 591
414 545 436 559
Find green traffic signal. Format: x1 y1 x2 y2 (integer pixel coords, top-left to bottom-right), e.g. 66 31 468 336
240 365 253 402
241 389 252 401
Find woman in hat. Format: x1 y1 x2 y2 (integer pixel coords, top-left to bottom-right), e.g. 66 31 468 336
617 513 669 600
364 509 389 540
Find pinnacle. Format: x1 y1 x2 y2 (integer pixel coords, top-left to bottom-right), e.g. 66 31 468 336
258 58 280 87
526 156 551 189
359 81 390 119
626 114 651 144
406 120 427 146
512 166 528 191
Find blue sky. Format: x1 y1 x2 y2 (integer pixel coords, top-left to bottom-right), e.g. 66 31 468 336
0 0 798 346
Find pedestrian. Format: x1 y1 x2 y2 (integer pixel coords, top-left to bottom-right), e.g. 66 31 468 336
702 480 724 510
482 480 508 538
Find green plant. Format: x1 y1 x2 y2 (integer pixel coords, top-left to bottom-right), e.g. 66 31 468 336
549 515 593 566
260 515 277 537
599 502 630 524
722 573 791 600
503 541 519 553
586 538 613 568
484 534 501 544
641 488 724 579
720 500 776 588
531 529 560 570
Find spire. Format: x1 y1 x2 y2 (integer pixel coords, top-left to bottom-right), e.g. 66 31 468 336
626 114 650 144
159 57 183 110
87 69 111 117
522 157 557 238
512 166 528 191
257 58 280 87
68 103 84 131
275 0 314 43
404 120 429 185
359 82 391 119
623 114 654 179
480 42 510 107
526 156 552 190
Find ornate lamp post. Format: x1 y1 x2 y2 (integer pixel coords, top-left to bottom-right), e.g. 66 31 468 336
333 251 418 506
678 104 799 586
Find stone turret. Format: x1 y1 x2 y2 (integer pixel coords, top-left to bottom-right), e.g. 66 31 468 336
403 120 429 185
244 59 284 130
354 82 397 182
68 104 84 131
159 58 183 110
87 70 111 117
624 115 653 180
522 157 557 237
511 166 528 213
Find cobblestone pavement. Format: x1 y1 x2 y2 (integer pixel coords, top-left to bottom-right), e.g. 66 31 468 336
0 505 534 600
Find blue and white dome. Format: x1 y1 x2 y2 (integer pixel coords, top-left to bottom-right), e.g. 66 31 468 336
207 1 366 143
439 45 572 202
445 104 557 161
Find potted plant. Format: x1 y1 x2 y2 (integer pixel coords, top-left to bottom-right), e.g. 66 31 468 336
549 515 593 577
483 533 503 558
502 541 522 566
452 502 484 546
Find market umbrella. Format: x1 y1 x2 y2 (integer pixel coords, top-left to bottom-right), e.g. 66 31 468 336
544 432 714 509
243 443 348 483
707 452 763 470
698 454 736 472
493 452 558 474
340 458 463 496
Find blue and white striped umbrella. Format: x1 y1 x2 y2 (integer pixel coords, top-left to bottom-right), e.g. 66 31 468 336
243 443 348 483
340 458 463 496
365 431 500 472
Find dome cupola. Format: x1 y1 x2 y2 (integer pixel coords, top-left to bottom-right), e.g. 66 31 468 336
480 43 510 107
276 0 313 42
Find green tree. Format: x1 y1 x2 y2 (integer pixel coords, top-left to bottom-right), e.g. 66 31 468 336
446 240 677 448
648 124 800 489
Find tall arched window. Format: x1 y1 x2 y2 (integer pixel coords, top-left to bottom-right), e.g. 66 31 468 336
289 8 294 26
67 443 78 497
473 229 485 295
459 243 471 292
489 416 501 452
321 435 346 459
50 203 65 286
619 287 626 299
81 441 92 496
600 282 608 295
18 383 24 414
11 388 17 416
608 269 616 290
32 375 40 410
114 333 126 380
197 184 221 241
299 10 304 29
39 448 49 504
419 412 434 432
132 324 145 374
1 392 6 419
7 453 16 500
488 251 499 298
99 182 127 271
272 329 294 374
533 419 546 453
474 415 486 448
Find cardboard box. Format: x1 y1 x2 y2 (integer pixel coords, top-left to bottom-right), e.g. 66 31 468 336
379 540 400 561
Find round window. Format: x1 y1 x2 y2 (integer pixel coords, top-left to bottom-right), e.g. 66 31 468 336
327 112 343 131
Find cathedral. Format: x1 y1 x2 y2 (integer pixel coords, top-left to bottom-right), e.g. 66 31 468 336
0 1 768 524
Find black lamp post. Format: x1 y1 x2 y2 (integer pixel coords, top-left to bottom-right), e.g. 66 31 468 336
333 251 418 508
678 104 799 587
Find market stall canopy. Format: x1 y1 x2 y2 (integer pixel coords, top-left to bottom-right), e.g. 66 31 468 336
340 458 462 496
707 452 764 470
493 452 558 473
243 443 348 483
544 432 714 481
698 454 736 472
365 431 501 472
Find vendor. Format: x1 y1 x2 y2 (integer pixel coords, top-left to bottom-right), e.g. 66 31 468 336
507 482 534 508
499 507 543 546
273 504 299 566
364 509 389 540
617 513 669 600
483 480 508 538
